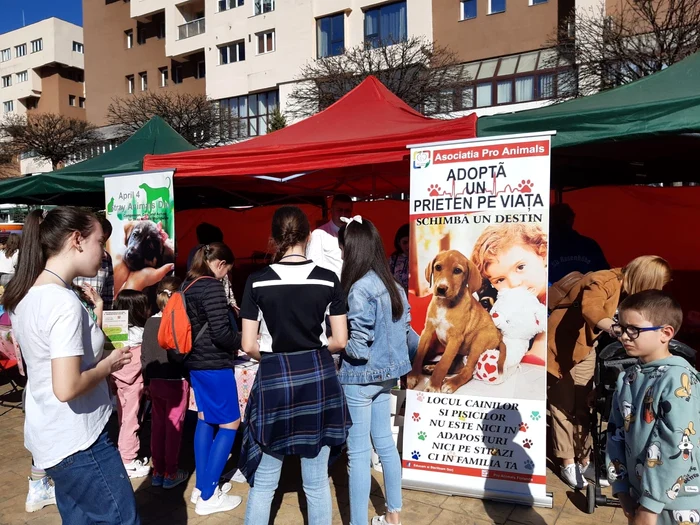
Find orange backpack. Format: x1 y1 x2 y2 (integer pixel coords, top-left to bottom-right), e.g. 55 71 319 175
158 277 215 354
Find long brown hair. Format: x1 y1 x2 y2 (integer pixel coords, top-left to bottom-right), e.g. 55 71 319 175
3 208 97 313
186 242 235 280
271 206 310 262
339 219 404 321
3 234 20 258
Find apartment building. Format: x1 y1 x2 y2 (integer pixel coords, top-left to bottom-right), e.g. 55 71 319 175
85 0 431 137
432 0 577 118
0 18 86 119
0 18 87 175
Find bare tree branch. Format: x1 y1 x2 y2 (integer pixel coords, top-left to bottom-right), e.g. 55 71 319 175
0 113 100 170
546 0 700 99
106 91 239 148
287 36 465 119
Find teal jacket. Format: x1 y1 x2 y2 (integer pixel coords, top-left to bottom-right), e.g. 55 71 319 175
606 355 700 513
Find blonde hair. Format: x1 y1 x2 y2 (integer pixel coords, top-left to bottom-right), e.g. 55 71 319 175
471 223 548 276
622 255 672 295
156 276 182 311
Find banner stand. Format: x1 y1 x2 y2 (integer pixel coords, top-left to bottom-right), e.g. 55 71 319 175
402 132 556 509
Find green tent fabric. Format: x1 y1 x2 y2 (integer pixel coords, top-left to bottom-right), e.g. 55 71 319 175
0 116 195 204
477 51 700 149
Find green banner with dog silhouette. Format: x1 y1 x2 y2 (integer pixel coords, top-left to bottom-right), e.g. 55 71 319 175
104 169 176 296
402 133 554 507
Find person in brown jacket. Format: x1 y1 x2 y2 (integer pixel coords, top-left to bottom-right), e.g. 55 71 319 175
547 255 672 489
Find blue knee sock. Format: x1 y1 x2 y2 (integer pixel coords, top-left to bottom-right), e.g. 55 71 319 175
194 419 215 491
199 428 236 501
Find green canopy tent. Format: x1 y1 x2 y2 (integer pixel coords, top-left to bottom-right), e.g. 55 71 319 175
0 116 195 207
477 51 700 187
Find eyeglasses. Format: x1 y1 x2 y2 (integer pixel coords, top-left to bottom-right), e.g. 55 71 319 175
611 323 664 340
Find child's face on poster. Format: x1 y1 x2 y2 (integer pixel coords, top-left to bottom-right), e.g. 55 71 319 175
484 244 547 299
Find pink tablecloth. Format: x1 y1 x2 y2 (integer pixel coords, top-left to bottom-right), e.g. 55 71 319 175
0 325 23 375
188 360 259 422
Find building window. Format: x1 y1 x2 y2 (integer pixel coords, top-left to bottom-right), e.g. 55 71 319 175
3 101 13 113
1 76 11 88
73 41 84 53
159 67 168 87
26 98 37 110
219 41 245 64
489 0 506 14
0 49 10 62
197 61 206 78
140 72 148 91
461 0 477 20
159 22 166 39
317 13 344 58
15 44 26 57
219 0 244 11
69 95 76 106
476 83 492 107
172 64 183 84
530 0 547 4
126 30 134 49
218 89 279 138
256 31 275 54
79 97 86 108
31 39 43 53
254 0 274 15
126 75 135 94
137 27 146 45
16 71 28 83
365 1 407 48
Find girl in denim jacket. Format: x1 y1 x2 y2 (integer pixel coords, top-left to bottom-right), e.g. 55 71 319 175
338 217 418 525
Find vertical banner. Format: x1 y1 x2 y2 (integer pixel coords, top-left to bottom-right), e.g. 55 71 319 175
104 170 175 295
403 133 554 507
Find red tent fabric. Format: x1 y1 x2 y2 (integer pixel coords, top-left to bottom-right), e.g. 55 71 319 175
144 76 477 197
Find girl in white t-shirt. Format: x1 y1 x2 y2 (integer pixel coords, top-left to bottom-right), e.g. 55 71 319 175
4 208 139 525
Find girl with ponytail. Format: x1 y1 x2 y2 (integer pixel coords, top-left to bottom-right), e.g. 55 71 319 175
5 207 139 524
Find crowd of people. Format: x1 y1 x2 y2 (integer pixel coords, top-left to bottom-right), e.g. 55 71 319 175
2 198 694 525
4 198 414 525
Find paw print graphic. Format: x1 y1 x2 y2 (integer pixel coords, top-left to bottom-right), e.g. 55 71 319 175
522 439 533 449
524 459 535 470
517 179 534 193
411 450 421 460
417 431 427 441
428 184 443 197
416 392 424 402
530 411 541 421
412 412 421 422
519 422 529 433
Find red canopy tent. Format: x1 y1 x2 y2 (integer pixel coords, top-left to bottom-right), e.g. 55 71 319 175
144 76 477 197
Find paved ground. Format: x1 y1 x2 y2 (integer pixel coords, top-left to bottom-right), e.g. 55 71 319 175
0 378 626 525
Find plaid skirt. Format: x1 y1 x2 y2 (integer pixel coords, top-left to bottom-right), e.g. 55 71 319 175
239 348 351 486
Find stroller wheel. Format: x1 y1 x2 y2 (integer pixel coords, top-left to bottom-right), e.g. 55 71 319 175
586 483 596 514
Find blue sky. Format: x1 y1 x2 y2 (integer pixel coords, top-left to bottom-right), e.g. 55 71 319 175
0 0 83 35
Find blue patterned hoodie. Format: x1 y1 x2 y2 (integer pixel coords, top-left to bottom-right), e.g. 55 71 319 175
606 356 700 513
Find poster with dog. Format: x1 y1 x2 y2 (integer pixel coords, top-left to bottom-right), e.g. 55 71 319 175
402 133 554 507
104 170 176 296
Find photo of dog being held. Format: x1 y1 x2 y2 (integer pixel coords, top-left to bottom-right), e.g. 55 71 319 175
123 219 175 272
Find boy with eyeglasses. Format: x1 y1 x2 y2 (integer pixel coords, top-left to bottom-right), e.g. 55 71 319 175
606 290 700 525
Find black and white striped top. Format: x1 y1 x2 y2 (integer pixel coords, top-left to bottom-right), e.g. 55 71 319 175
240 260 346 353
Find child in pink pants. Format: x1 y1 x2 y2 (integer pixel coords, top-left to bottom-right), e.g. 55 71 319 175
112 290 151 479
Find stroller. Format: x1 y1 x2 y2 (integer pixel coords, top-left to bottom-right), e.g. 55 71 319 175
586 338 697 513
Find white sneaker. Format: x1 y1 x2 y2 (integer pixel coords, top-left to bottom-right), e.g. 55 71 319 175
123 458 150 479
26 477 56 513
194 487 242 516
372 516 402 525
580 462 610 488
561 463 588 489
190 482 233 504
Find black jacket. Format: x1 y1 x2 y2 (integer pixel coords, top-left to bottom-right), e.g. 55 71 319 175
183 277 241 370
141 317 188 384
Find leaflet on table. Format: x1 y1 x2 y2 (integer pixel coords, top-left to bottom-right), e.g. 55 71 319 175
103 310 129 351
403 133 554 508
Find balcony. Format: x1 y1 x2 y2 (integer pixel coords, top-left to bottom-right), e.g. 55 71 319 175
178 18 205 40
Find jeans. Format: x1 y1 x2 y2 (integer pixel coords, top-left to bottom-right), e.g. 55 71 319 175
344 380 402 525
45 429 140 525
150 379 189 476
244 446 331 525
